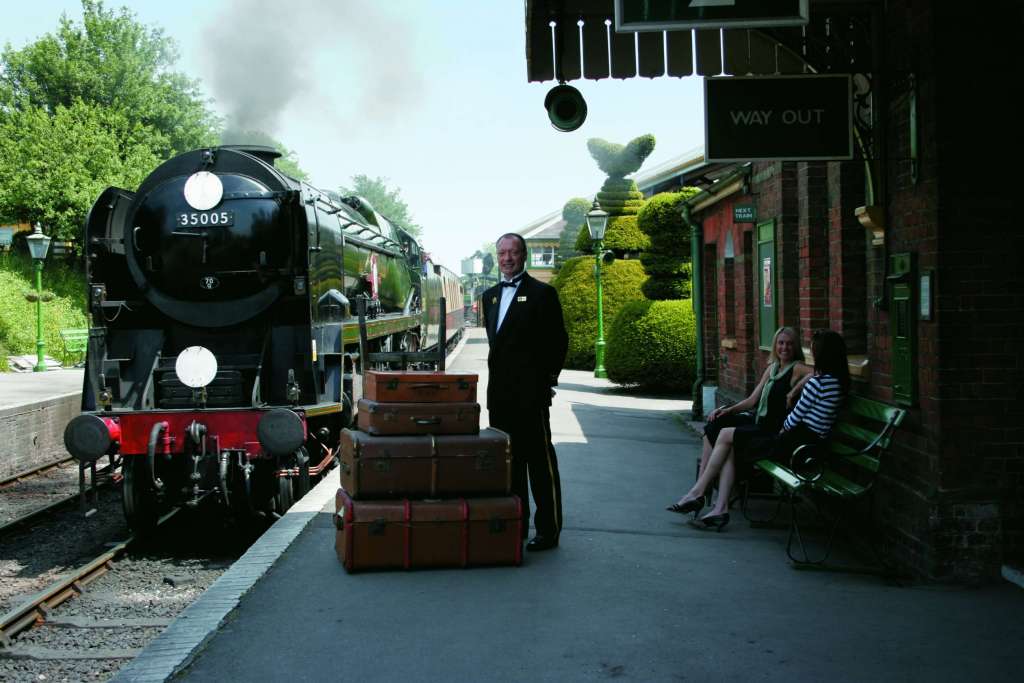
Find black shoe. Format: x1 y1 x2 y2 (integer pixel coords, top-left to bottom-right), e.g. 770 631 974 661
699 512 730 532
666 495 705 515
526 535 558 552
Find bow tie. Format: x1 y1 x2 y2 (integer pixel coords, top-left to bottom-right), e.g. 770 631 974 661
501 277 523 288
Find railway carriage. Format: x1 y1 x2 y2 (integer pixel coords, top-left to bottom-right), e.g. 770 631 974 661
63 145 462 530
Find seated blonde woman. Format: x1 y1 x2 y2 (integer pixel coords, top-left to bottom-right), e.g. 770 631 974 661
667 326 812 530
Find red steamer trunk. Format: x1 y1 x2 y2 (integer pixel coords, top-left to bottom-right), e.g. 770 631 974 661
334 489 522 572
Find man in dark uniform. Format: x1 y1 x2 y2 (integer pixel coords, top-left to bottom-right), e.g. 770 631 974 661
482 233 568 552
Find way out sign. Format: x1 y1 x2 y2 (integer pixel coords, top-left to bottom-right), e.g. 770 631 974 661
705 75 853 162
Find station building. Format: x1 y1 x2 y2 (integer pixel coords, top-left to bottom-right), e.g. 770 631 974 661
524 0 1023 582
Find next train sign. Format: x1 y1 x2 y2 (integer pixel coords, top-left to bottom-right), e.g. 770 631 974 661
704 75 853 162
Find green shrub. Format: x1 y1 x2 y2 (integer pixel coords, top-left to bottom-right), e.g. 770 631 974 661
0 250 88 369
641 275 692 301
637 192 689 247
605 299 696 390
553 256 648 369
603 214 650 253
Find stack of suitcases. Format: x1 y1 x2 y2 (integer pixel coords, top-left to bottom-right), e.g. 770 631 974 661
335 370 522 571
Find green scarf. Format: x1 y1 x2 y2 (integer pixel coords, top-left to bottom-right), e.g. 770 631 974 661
756 362 794 423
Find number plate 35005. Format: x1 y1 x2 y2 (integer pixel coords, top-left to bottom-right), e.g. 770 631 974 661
176 211 234 228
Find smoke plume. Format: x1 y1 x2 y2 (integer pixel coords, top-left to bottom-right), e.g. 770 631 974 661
201 0 424 139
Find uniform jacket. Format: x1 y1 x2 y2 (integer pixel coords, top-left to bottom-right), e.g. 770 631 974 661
482 272 568 414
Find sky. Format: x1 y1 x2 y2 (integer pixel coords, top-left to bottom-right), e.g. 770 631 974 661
1 0 706 270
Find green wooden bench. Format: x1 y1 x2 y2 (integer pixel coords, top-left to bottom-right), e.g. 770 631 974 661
59 328 89 367
749 395 906 566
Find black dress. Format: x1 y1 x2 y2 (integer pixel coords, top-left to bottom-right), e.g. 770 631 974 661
704 364 795 471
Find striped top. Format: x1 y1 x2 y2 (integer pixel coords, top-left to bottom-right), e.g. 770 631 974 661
783 374 844 436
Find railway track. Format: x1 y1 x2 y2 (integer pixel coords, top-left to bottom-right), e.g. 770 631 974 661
0 505 261 681
0 457 120 535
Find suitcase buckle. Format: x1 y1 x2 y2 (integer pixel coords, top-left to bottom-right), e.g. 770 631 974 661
373 460 392 473
370 518 387 535
489 518 506 533
475 453 494 470
386 379 400 390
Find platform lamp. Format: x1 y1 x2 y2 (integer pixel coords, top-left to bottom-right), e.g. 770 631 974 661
586 199 609 379
25 223 52 372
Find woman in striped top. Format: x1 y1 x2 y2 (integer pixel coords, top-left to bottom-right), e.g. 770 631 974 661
776 329 850 461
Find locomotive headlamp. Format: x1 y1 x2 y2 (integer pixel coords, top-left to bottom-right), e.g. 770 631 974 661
175 346 218 388
183 171 224 211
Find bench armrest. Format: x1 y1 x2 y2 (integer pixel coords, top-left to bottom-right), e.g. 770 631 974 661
790 443 824 482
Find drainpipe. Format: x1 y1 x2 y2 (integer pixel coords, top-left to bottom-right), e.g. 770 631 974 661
682 204 704 420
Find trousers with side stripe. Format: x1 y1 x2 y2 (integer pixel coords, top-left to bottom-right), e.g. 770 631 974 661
489 407 562 540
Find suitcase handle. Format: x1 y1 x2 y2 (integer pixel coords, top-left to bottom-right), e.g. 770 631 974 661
412 416 442 425
409 383 448 390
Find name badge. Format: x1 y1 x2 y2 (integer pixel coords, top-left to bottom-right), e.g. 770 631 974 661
491 297 497 304
517 296 527 302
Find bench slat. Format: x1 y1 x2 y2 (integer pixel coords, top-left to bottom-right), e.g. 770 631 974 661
833 421 881 448
815 469 866 498
754 459 804 491
846 395 907 428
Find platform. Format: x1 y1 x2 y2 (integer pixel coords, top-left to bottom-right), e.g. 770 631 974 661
115 328 1024 682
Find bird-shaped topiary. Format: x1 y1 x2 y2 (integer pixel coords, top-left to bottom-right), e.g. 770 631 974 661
583 135 657 256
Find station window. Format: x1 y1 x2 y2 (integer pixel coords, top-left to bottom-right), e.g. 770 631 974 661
530 245 555 268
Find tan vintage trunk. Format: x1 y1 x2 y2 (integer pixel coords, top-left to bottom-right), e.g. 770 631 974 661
338 428 511 499
356 398 480 436
363 371 478 403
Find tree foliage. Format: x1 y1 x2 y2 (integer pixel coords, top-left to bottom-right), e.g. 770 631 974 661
0 100 159 241
0 0 219 158
339 174 421 237
557 197 589 264
0 0 220 243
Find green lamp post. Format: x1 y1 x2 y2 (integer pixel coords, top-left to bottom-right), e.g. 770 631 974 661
586 199 609 379
25 223 52 372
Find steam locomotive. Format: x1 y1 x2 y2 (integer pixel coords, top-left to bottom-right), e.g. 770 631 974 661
63 145 463 531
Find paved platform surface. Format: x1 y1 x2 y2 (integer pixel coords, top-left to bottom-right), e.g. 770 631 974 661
0 367 83 411
116 328 1024 682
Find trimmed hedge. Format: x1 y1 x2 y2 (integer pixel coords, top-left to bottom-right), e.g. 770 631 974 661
605 299 696 391
574 214 650 254
553 256 648 369
637 192 690 248
636 191 693 299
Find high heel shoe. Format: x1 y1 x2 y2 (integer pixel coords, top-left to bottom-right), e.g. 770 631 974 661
699 512 730 531
666 495 705 515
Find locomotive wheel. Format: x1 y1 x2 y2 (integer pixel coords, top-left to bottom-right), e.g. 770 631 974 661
277 476 295 515
122 457 159 534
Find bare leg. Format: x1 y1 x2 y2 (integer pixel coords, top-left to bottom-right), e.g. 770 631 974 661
697 435 712 478
676 428 735 505
705 455 735 517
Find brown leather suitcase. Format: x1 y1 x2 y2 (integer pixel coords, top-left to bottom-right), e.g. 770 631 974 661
334 488 523 572
364 370 478 403
339 428 511 499
357 398 480 436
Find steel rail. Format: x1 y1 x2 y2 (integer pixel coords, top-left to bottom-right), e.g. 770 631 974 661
0 507 178 647
0 458 77 488
0 462 119 536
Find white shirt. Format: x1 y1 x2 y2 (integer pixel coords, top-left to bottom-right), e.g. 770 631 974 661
496 270 525 331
